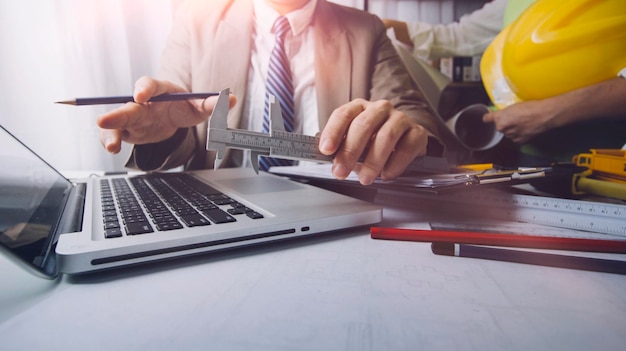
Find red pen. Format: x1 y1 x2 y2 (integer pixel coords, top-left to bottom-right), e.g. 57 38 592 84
370 227 626 254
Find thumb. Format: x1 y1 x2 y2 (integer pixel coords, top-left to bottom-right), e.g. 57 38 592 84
196 94 237 114
482 111 495 123
99 128 122 154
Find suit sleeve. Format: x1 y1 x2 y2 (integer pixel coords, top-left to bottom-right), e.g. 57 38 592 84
125 1 202 172
368 16 446 155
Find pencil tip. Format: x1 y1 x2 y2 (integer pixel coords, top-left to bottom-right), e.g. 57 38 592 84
55 100 76 106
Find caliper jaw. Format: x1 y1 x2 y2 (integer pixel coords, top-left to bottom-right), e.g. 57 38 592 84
206 90 283 173
206 88 231 170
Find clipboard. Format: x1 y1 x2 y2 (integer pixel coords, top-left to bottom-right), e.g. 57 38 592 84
270 161 554 196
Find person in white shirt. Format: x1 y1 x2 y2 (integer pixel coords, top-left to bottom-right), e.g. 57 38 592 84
385 0 626 165
383 0 506 61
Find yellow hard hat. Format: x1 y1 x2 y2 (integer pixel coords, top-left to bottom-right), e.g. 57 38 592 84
480 25 522 109
482 0 626 109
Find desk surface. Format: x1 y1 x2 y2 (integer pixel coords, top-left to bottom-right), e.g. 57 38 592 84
1 192 626 351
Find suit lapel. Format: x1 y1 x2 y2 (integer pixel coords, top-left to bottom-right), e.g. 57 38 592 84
211 0 254 129
206 0 254 167
313 1 352 130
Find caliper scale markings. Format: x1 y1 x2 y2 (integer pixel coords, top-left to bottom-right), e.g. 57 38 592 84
206 89 332 173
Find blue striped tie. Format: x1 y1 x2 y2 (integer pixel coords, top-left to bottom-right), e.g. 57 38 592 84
259 16 296 171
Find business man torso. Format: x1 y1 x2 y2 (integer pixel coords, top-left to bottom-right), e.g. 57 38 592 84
128 0 435 171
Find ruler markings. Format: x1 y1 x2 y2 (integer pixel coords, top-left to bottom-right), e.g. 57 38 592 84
420 190 626 237
429 221 624 240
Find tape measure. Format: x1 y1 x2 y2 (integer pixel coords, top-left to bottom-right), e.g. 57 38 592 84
417 189 626 238
206 89 332 173
573 149 626 182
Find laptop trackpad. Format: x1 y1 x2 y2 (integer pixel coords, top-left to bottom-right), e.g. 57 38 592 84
219 176 303 195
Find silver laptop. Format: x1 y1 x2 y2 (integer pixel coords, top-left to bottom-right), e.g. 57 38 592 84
0 125 381 277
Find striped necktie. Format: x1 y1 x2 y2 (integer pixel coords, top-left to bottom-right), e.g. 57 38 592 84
259 16 296 171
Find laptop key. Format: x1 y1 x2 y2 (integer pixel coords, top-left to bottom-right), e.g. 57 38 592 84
174 207 199 216
104 221 120 229
207 194 235 205
195 203 218 211
227 207 247 215
103 215 119 223
176 174 222 196
104 228 123 238
203 208 237 224
180 214 211 227
125 222 154 235
246 211 264 219
155 221 184 231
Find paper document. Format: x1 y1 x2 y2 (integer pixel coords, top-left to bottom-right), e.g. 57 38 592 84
270 164 546 192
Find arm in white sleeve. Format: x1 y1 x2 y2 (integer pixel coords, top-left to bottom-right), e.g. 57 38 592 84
407 0 507 60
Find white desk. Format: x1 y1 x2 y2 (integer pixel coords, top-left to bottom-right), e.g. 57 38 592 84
1 191 626 351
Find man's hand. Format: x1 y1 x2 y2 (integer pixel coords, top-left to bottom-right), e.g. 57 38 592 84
97 76 234 154
319 99 429 185
382 19 412 47
482 100 555 144
483 77 626 144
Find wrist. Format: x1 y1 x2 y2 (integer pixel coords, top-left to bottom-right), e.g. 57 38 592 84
132 128 189 171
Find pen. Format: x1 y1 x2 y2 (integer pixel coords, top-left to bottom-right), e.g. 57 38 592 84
456 163 494 172
472 168 546 184
431 242 626 275
370 227 626 254
55 92 220 106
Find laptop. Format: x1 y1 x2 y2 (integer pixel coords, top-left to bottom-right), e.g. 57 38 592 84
0 125 382 277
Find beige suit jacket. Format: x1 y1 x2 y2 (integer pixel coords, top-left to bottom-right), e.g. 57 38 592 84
127 0 440 171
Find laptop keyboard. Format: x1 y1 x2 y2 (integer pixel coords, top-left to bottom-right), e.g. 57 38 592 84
99 173 264 239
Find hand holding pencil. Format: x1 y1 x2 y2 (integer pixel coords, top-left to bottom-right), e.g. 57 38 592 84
72 76 236 155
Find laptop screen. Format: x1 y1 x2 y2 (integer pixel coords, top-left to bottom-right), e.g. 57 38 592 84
0 126 72 278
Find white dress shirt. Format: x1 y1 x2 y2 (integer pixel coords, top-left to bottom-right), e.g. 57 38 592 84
405 0 507 61
242 0 319 137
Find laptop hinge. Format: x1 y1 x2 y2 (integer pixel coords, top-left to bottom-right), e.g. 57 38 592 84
56 182 86 236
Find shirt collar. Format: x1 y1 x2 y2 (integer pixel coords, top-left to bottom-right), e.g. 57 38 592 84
253 0 317 37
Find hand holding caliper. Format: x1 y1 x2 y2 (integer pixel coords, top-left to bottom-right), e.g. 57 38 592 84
206 88 332 174
206 89 445 182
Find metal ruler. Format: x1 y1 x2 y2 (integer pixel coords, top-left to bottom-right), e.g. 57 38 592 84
416 189 626 238
206 89 332 173
429 221 622 240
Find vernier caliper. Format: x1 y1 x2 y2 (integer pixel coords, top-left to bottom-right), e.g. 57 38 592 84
206 88 450 174
206 88 332 173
